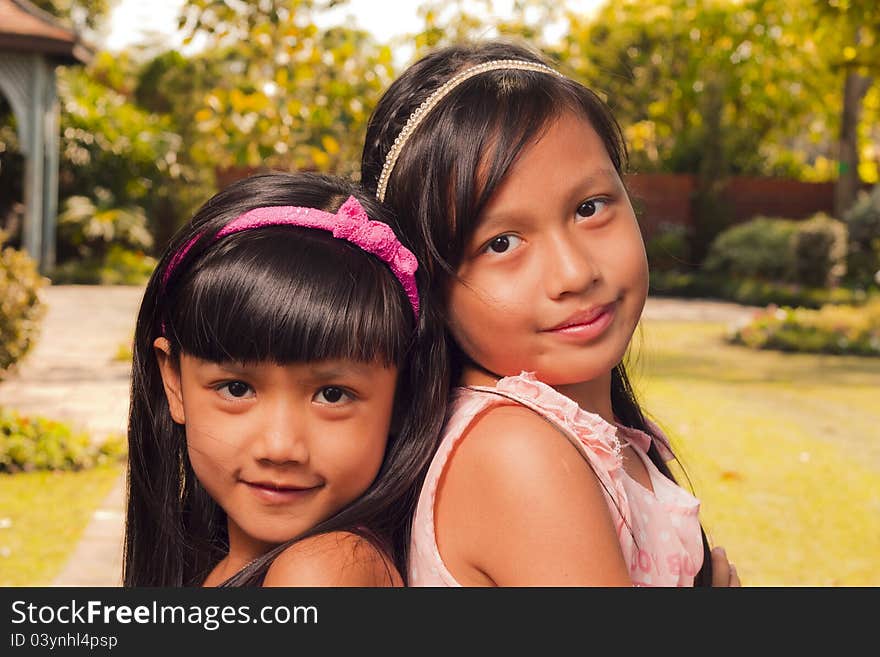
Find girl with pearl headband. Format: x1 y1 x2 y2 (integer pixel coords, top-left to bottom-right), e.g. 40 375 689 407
361 40 739 587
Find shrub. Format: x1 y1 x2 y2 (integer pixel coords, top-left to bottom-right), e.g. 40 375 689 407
0 233 46 376
0 408 126 473
728 297 880 356
842 185 880 287
789 213 848 288
49 244 157 285
703 217 799 281
649 271 875 308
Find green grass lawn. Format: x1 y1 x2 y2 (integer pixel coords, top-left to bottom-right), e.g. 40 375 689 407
0 463 123 586
633 320 880 586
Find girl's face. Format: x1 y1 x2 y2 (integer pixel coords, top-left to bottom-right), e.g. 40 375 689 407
155 341 396 558
447 111 649 387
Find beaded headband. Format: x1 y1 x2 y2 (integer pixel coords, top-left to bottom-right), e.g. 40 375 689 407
160 196 420 326
375 59 564 202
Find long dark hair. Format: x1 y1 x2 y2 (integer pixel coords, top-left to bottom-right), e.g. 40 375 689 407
361 40 714 586
124 172 448 586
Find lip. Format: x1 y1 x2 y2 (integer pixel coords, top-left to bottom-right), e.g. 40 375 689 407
242 480 323 505
543 302 617 341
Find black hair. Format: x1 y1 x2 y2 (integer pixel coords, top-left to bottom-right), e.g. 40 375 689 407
124 171 448 586
361 40 715 586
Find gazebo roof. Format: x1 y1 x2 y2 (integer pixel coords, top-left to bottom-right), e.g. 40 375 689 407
0 0 92 64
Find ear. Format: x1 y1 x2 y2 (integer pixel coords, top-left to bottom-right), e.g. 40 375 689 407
153 337 186 425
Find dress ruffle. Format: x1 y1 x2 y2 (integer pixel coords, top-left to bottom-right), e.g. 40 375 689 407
494 371 622 473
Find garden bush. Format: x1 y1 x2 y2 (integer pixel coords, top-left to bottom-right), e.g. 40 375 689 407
649 270 874 308
728 297 880 356
0 233 46 376
49 244 157 285
789 213 848 288
843 185 880 287
703 216 799 281
0 408 126 472
52 191 157 285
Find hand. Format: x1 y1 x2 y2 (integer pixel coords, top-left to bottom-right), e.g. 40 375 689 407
711 547 742 587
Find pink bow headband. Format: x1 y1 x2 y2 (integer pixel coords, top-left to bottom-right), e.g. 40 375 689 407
160 196 420 321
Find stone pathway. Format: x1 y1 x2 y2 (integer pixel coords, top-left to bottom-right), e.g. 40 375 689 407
0 285 759 586
0 284 144 587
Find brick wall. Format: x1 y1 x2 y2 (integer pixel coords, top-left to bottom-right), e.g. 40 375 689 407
624 173 849 239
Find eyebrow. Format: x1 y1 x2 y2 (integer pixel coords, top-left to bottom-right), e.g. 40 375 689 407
198 360 380 382
307 362 376 380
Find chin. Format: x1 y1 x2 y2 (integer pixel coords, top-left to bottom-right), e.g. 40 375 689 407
539 353 625 385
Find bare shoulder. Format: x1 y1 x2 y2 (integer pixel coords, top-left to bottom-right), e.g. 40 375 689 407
437 402 631 585
262 532 402 587
452 402 591 483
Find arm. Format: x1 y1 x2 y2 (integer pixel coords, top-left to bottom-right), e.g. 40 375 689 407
262 531 403 587
435 405 632 586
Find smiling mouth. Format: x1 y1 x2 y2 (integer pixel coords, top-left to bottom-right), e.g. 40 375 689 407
542 301 618 341
246 481 317 492
243 481 323 504
546 301 617 331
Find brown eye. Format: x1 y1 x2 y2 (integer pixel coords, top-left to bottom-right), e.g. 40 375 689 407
483 234 522 255
576 198 609 219
489 236 511 253
217 380 254 400
315 386 352 405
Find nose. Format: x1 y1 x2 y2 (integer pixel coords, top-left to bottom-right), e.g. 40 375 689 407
251 399 309 466
543 229 600 299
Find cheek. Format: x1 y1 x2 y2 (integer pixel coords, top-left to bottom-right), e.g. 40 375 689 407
185 417 239 479
447 277 524 344
605 221 649 290
329 391 395 494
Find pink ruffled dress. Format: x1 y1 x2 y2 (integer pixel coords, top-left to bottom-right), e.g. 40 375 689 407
409 372 704 587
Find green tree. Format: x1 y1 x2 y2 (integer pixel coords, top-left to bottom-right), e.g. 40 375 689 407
411 0 563 53
558 0 838 178
817 0 880 217
55 61 196 260
176 0 395 178
29 0 113 37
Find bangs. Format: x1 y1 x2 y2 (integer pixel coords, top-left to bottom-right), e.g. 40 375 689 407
166 227 410 367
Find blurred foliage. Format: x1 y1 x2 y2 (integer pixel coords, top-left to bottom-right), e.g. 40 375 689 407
49 244 157 285
649 270 875 309
704 213 849 288
175 0 395 178
789 213 848 288
0 408 126 473
729 297 880 356
57 56 211 257
559 0 833 178
58 190 152 258
704 217 801 282
842 184 880 287
0 233 46 376
51 190 156 285
28 0 111 34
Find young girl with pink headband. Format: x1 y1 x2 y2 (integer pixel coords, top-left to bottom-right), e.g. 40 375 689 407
124 172 447 586
362 41 740 586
